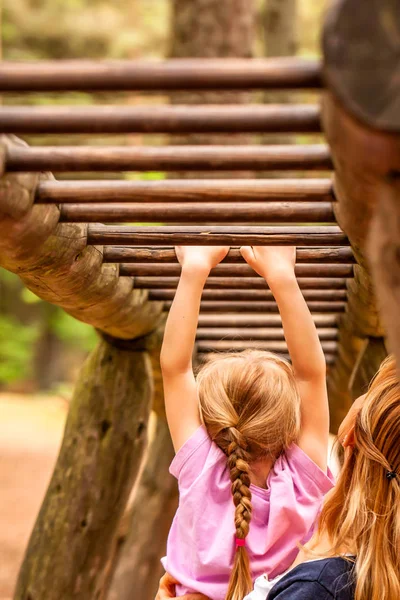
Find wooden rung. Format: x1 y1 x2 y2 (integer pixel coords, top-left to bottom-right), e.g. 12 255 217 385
134 276 348 290
104 246 355 264
197 314 338 327
149 289 347 302
196 340 338 352
60 202 335 224
197 352 337 365
196 327 338 340
0 105 321 135
6 144 332 172
121 263 353 278
163 300 346 313
87 225 348 246
0 58 321 92
37 179 332 203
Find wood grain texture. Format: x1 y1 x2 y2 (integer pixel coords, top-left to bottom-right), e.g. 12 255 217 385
7 144 332 172
133 276 348 290
37 178 333 203
0 104 321 135
196 327 338 340
14 339 153 600
197 313 338 327
0 136 164 340
149 289 347 302
87 225 348 246
120 263 353 278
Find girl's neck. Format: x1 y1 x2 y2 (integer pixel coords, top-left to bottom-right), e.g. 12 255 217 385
292 532 356 569
249 456 274 489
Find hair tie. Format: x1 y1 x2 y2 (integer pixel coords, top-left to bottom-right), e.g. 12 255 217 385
235 538 245 548
386 470 397 481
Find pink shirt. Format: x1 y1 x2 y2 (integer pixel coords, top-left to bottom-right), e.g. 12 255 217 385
162 426 334 600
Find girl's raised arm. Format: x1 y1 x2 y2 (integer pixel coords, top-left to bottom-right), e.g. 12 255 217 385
240 246 329 472
160 246 229 452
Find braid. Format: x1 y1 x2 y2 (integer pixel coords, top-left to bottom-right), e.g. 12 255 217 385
227 428 252 540
225 427 253 600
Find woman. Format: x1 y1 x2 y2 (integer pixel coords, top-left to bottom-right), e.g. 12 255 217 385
156 355 400 600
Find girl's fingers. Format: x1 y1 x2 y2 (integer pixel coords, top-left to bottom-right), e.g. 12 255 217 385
239 245 255 264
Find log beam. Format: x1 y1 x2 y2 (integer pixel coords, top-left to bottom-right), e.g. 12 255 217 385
87 225 348 246
164 300 345 313
5 144 332 173
149 289 347 302
36 178 333 203
59 201 335 224
0 136 164 340
119 263 353 278
196 339 337 353
197 313 338 328
196 327 338 341
321 0 400 425
0 58 321 92
0 105 321 135
103 246 355 264
133 276 347 290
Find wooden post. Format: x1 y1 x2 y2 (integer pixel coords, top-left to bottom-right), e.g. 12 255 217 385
107 417 177 600
14 337 153 600
321 0 400 424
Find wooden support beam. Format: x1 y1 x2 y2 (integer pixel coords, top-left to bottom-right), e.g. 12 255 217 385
0 105 321 135
164 300 345 313
349 337 388 399
0 58 322 92
14 337 153 600
0 135 164 339
6 144 333 172
87 225 348 246
59 201 335 224
196 327 338 340
321 0 400 423
134 276 347 290
37 179 333 203
196 339 338 353
120 263 352 278
149 289 347 302
197 313 338 328
103 246 355 264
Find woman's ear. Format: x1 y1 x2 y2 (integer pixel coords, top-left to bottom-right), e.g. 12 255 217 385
342 425 355 448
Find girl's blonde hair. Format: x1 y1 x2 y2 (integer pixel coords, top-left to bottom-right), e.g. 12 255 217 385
316 354 400 600
197 350 301 600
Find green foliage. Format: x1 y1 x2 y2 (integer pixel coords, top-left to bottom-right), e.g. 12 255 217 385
0 315 39 384
49 309 98 352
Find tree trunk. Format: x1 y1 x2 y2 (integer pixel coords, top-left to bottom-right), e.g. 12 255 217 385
263 0 297 57
107 416 177 600
169 0 256 178
261 0 298 158
14 336 154 600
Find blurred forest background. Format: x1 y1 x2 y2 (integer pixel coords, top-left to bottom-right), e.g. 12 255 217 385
0 0 327 395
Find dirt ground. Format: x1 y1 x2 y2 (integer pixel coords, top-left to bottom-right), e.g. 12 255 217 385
0 393 68 600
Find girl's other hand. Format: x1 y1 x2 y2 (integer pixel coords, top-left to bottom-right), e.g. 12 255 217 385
155 572 210 600
175 246 230 274
240 246 296 284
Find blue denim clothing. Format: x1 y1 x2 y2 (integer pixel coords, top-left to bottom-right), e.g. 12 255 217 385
268 557 355 600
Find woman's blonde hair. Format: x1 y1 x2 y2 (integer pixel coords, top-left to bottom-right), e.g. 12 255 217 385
316 354 400 600
196 350 301 600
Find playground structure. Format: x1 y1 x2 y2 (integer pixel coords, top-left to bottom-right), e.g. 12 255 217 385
0 0 399 598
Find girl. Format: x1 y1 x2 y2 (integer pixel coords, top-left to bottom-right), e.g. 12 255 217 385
157 354 400 600
160 245 334 600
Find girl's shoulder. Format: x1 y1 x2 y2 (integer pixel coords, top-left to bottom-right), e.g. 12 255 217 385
268 557 356 600
270 444 335 497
